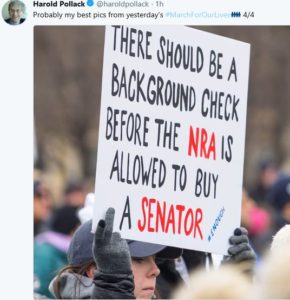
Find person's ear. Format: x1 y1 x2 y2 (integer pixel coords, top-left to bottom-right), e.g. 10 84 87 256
85 265 96 278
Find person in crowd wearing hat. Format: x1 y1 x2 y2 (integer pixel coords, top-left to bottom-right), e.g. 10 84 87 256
5 0 26 25
77 194 184 298
267 174 290 229
50 207 181 299
64 181 86 208
49 207 255 299
249 159 280 206
34 205 80 298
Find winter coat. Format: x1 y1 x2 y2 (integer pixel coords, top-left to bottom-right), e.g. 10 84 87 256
92 271 135 299
34 231 70 298
49 272 94 299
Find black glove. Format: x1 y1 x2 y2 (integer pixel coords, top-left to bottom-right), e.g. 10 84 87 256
93 207 132 275
223 227 256 264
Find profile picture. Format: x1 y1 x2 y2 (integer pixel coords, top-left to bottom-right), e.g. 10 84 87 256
2 0 26 25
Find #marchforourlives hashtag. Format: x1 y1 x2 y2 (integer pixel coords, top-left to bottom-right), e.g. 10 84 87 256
207 207 225 242
165 11 232 18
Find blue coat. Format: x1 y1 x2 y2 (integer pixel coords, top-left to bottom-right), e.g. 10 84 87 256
34 239 68 298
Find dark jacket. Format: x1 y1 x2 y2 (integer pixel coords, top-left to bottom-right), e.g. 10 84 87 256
156 258 183 299
156 250 206 298
92 272 135 299
5 18 26 24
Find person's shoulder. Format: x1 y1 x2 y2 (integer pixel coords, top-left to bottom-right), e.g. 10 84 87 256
20 18 26 24
5 18 11 24
34 241 54 255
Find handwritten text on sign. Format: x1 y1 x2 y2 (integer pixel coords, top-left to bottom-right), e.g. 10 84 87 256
93 26 250 255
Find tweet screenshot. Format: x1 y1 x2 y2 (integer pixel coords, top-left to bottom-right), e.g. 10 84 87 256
1 0 290 299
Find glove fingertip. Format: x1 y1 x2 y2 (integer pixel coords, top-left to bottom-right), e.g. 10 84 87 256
94 219 106 241
234 228 242 236
107 207 115 217
98 219 106 228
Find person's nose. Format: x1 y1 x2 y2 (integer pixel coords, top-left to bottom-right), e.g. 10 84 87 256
148 260 160 278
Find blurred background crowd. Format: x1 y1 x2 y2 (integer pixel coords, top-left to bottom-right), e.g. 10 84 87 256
34 26 290 299
33 162 290 298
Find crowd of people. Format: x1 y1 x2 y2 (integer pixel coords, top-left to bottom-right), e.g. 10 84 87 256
33 159 290 299
33 181 86 298
241 160 290 258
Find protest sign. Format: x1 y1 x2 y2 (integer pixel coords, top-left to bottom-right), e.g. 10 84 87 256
93 25 250 255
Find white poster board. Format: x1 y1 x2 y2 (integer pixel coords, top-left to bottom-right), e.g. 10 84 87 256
93 25 250 255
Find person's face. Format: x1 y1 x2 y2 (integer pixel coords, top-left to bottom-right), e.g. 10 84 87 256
9 5 23 23
34 186 52 222
132 255 160 299
65 190 85 207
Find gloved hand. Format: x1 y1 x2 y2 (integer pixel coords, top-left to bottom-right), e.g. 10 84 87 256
93 207 132 275
223 227 256 264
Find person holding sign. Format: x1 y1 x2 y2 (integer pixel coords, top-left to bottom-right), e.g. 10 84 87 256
49 206 255 299
49 207 182 299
